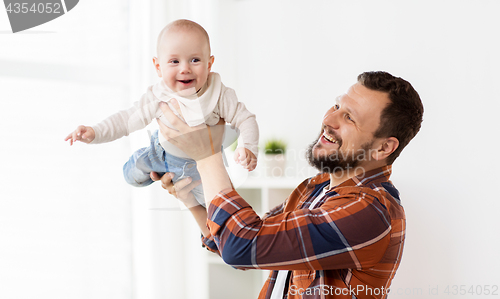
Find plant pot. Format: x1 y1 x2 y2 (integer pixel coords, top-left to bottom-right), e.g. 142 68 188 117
265 153 286 177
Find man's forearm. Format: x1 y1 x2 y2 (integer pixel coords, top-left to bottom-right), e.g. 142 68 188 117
188 205 210 237
196 152 233 207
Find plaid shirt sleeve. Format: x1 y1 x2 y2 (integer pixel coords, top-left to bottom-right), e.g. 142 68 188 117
201 191 287 254
205 184 393 271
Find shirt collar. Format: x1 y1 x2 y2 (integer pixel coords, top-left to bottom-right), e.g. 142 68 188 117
337 165 392 188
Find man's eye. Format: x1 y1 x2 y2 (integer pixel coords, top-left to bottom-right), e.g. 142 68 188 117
334 104 340 110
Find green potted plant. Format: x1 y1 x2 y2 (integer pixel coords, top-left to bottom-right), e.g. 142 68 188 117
264 139 287 155
264 139 287 177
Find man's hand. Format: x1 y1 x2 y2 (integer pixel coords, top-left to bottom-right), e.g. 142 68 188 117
157 100 225 161
158 99 232 207
234 147 257 171
150 171 202 208
64 125 95 145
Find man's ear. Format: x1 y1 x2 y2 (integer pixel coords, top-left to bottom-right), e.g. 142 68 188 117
208 55 215 72
371 137 399 161
152 57 162 77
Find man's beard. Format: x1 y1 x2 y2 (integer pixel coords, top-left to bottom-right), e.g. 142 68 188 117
306 136 373 174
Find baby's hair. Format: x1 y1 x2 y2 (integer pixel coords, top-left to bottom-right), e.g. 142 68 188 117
156 19 211 56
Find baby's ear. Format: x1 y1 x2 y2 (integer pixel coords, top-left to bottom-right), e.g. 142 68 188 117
208 55 215 71
152 57 162 77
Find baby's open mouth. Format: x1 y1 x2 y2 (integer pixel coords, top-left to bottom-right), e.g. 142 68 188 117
179 79 194 84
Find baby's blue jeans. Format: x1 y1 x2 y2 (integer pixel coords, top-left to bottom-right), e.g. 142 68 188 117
123 130 204 207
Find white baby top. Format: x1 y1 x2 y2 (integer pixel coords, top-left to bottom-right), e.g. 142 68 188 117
91 72 259 159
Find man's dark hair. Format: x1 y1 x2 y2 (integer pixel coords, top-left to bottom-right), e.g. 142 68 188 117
357 71 424 164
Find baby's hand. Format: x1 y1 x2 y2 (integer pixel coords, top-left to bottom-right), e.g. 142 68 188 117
233 147 257 171
65 125 95 145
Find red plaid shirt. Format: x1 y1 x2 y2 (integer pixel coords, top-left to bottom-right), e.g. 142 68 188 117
202 166 405 299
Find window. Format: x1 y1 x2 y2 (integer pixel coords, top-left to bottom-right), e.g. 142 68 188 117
0 1 132 298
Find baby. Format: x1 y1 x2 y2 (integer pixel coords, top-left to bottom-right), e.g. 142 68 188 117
65 19 259 206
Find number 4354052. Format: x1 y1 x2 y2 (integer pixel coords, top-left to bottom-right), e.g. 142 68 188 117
444 285 498 296
6 2 62 14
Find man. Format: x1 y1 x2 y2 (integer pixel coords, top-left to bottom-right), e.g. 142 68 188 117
152 71 424 299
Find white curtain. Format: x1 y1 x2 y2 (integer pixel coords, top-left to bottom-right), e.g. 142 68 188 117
127 1 220 299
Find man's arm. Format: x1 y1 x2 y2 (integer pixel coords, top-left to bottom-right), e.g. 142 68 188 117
150 171 210 237
204 187 392 271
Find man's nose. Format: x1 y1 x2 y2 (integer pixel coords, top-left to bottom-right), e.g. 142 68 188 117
323 109 340 129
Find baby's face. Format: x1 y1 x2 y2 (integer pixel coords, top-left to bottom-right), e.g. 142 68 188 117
154 28 213 96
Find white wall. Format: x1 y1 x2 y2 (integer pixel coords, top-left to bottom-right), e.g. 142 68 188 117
208 0 500 297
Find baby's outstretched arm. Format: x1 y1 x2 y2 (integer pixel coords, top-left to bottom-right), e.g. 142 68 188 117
234 147 257 171
64 125 95 145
